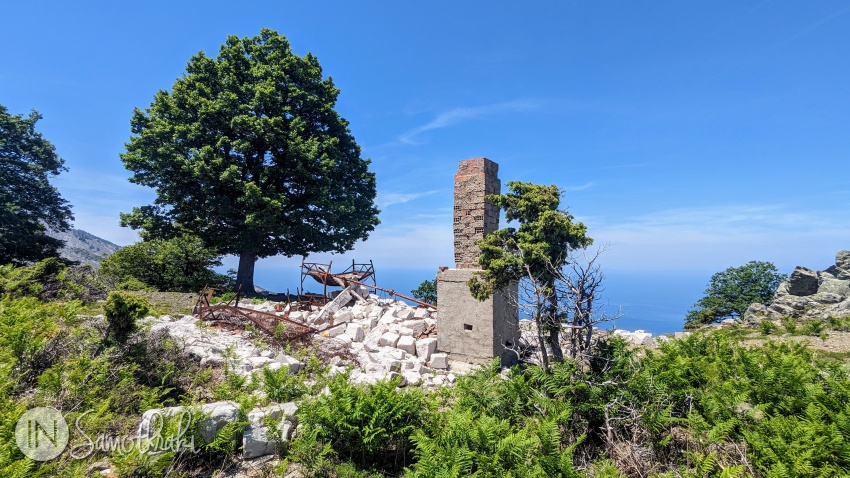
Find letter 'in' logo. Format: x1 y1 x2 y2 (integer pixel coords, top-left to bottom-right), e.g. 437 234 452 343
15 407 69 461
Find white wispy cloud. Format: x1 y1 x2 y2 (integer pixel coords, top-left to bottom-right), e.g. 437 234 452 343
587 204 850 271
564 182 595 192
376 190 439 208
397 99 542 145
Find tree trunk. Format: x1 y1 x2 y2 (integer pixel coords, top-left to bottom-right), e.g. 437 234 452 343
236 252 257 296
547 291 564 362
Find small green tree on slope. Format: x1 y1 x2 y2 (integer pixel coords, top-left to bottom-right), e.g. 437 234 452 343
0 105 73 265
469 182 592 371
685 260 786 329
101 235 231 292
120 29 379 294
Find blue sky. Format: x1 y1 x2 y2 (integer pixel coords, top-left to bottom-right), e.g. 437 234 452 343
3 1 849 280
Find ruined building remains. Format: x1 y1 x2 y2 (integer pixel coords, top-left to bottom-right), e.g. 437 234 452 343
437 158 519 366
452 158 501 269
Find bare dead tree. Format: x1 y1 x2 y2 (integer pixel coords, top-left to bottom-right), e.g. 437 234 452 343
554 244 623 360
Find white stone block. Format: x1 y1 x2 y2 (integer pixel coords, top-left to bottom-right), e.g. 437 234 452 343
430 352 449 369
379 332 400 348
334 310 354 324
247 356 272 369
387 348 407 361
396 336 417 355
401 320 426 337
334 333 353 346
397 326 415 337
413 307 431 319
379 308 399 325
403 372 422 386
394 307 415 320
242 402 298 459
345 323 365 342
415 338 438 362
322 324 346 338
288 311 304 322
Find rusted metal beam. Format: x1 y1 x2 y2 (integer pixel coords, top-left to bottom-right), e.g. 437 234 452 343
345 279 437 310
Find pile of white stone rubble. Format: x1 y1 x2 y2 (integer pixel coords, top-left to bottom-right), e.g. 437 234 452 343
238 285 457 388
134 287 690 462
140 285 459 388
134 286 461 461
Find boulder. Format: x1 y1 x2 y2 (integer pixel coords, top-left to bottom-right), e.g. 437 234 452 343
138 401 239 444
242 402 298 459
787 267 819 296
836 250 850 279
818 278 850 298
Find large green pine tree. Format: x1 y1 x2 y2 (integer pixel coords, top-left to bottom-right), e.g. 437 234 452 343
0 105 73 265
120 29 379 293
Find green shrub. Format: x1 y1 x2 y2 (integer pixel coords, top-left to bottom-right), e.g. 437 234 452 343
294 373 426 474
411 279 437 306
782 316 798 334
101 235 232 293
827 315 850 331
262 366 308 403
759 319 778 335
801 319 825 336
103 291 150 344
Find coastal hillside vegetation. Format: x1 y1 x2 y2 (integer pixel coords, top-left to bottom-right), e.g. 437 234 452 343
1 259 849 477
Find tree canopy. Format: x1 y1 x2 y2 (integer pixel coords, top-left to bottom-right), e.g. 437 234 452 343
120 29 379 293
469 181 592 367
0 105 73 265
685 260 786 328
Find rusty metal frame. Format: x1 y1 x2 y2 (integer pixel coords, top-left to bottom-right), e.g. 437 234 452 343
194 285 344 341
301 259 376 289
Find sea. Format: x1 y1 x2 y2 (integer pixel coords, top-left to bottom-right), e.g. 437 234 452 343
252 266 711 336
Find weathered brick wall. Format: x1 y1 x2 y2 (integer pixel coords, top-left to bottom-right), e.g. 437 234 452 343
453 158 500 269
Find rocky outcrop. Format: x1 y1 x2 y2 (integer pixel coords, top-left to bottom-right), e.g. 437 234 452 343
744 251 850 323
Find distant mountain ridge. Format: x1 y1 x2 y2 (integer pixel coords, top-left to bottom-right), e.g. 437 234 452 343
47 228 120 267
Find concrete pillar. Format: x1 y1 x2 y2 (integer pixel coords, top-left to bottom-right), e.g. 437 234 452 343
438 158 519 366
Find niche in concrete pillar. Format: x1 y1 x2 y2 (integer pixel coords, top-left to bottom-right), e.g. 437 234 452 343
437 157 519 366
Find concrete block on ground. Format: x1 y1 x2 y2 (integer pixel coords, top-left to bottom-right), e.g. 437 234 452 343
430 352 449 369
396 326 415 337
